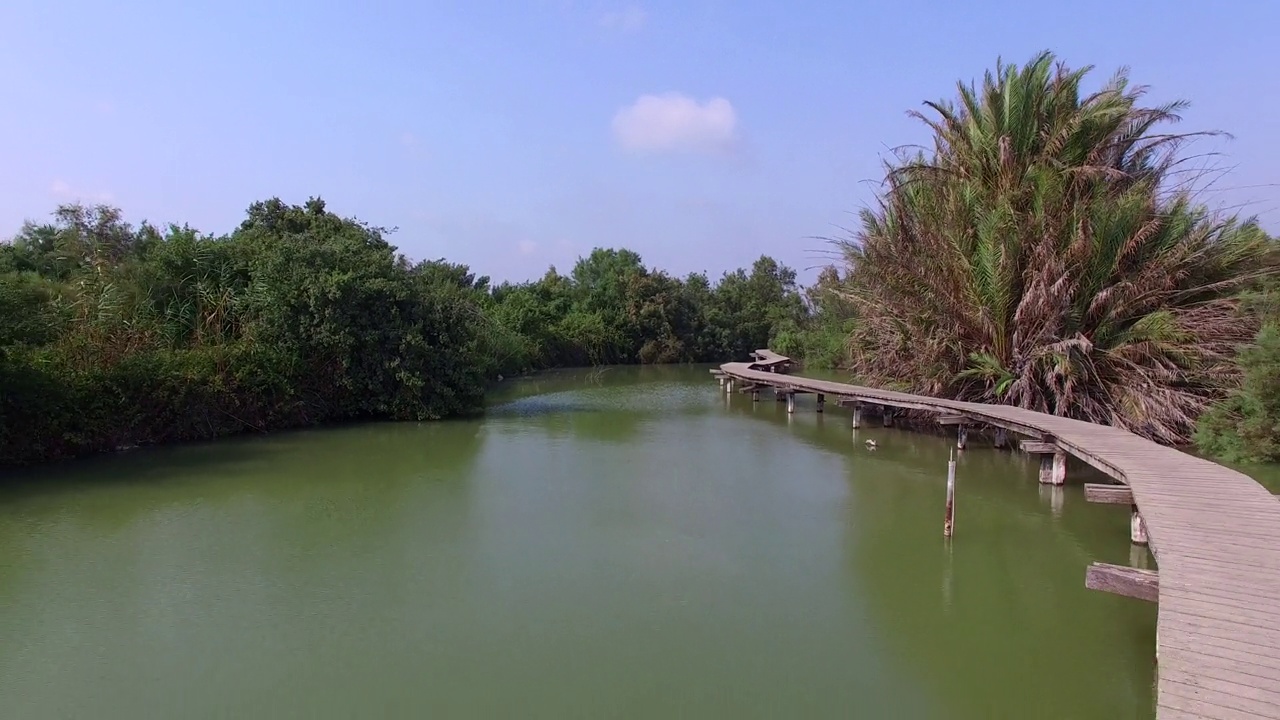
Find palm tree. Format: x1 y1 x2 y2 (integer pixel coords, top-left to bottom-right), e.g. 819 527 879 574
837 51 1274 444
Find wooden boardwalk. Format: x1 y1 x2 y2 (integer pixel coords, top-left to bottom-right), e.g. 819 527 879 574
717 352 1280 720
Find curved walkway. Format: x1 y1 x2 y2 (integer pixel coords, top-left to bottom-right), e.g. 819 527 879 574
718 354 1280 720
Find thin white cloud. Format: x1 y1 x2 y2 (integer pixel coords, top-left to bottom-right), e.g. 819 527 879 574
612 93 738 155
600 5 646 32
49 179 113 203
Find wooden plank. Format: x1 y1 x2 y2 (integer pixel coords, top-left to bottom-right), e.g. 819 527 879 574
1159 670 1280 716
1159 645 1280 687
1160 636 1280 676
935 414 968 425
1161 633 1280 675
1086 562 1159 602
1161 575 1280 608
1158 692 1273 720
1162 603 1280 638
1085 483 1134 504
1148 710 1205 720
1163 558 1280 587
1021 440 1057 454
1161 676 1280 718
1162 609 1280 650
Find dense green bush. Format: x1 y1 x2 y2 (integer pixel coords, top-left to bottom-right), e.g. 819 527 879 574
0 199 499 465
1195 324 1280 462
0 197 835 466
772 267 856 369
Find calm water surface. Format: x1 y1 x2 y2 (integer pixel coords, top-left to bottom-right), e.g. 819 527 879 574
0 366 1158 718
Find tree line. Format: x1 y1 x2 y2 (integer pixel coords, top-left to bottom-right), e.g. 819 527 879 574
0 198 839 465
5 50 1280 468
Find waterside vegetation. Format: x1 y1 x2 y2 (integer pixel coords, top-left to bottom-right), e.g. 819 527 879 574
2 50 1278 466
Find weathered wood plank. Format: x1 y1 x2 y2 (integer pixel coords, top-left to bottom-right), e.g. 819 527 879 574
1159 645 1280 687
1159 693 1272 720
1021 440 1057 454
1160 667 1280 714
1086 562 1159 602
1085 483 1134 504
1163 605 1280 643
1162 571 1280 604
1162 677 1280 718
1162 603 1280 638
1163 560 1280 589
935 414 968 425
1149 710 1209 720
1161 639 1280 680
1160 635 1280 675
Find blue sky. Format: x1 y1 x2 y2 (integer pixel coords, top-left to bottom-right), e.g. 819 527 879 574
2 1 1276 284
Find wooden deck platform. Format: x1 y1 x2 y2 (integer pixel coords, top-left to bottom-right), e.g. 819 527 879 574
747 349 794 372
717 352 1280 720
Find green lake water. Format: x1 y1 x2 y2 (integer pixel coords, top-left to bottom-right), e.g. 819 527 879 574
0 366 1161 718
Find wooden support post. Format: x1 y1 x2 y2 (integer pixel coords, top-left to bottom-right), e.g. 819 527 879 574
956 425 968 451
1023 441 1065 485
1051 451 1066 485
1129 543 1150 570
882 408 894 427
816 393 825 413
1084 484 1133 504
726 378 733 393
944 450 956 537
1130 506 1148 546
786 393 795 414
851 403 862 429
1085 562 1158 603
718 376 725 388
993 428 1008 449
751 389 760 402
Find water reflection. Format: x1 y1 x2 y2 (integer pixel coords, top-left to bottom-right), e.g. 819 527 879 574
724 383 1157 718
0 366 1160 719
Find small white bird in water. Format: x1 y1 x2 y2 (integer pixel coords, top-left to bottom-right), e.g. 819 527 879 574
865 439 878 449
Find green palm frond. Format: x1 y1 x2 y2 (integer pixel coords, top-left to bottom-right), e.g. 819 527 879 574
835 51 1277 444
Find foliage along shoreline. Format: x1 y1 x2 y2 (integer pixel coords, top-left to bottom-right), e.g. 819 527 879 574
0 198 845 466
5 49 1280 468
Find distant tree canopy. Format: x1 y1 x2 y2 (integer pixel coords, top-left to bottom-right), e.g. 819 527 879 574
0 198 818 465
481 247 809 371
